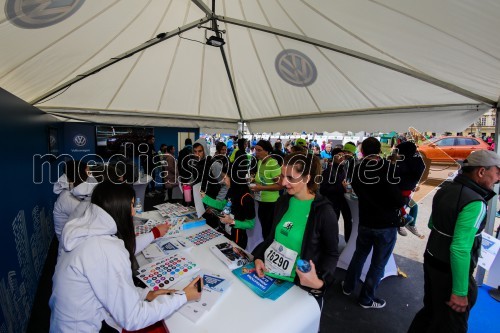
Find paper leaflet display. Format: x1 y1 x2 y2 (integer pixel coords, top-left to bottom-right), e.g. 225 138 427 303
181 213 207 230
153 203 196 217
232 262 293 300
178 272 231 323
142 237 192 259
136 253 200 291
210 242 253 269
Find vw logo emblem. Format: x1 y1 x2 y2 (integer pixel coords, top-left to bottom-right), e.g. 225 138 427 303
278 245 283 252
275 49 317 87
73 134 87 147
5 0 86 29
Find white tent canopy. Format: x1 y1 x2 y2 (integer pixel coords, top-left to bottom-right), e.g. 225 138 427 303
1 0 499 133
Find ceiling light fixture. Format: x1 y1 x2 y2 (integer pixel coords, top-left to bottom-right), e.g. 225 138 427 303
206 35 225 47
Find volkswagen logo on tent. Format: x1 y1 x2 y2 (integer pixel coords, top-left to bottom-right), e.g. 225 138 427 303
74 134 87 147
275 49 317 87
5 0 85 29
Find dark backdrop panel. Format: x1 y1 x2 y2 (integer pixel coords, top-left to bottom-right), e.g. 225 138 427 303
0 88 58 332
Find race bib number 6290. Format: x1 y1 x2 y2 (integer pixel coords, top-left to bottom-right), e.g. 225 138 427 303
264 240 298 277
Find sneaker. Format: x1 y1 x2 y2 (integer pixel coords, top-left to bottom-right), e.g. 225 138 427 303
359 298 386 309
406 225 425 239
397 227 407 236
341 281 351 296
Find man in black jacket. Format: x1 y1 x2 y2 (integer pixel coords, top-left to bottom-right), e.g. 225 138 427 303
342 137 405 309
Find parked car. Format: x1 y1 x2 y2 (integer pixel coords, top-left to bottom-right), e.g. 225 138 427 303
417 136 493 162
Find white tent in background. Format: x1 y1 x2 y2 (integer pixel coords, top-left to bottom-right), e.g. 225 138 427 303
1 0 499 133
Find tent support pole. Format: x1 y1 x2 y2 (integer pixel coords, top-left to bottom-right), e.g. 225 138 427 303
475 103 500 285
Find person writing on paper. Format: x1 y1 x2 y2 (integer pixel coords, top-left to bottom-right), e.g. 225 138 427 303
253 153 339 308
50 181 202 332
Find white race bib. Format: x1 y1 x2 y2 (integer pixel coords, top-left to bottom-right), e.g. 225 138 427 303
264 240 298 277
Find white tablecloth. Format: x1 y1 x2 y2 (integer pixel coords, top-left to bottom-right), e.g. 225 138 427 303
337 194 398 281
136 211 321 333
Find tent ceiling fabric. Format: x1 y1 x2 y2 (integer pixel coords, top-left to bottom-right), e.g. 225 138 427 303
1 0 499 132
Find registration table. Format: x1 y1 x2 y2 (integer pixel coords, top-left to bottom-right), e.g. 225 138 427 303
136 210 320 333
337 194 398 281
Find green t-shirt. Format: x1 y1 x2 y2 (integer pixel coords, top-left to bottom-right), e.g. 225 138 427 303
255 157 281 202
266 197 313 281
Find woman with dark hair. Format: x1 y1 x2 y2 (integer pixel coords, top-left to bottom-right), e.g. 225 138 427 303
50 181 202 332
253 153 339 308
250 139 283 242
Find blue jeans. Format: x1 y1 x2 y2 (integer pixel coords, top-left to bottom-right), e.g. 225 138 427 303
344 226 397 305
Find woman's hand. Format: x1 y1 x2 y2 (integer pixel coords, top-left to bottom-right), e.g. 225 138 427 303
183 276 203 301
219 214 234 225
254 259 267 278
145 289 177 302
295 260 324 289
249 184 262 192
155 223 170 237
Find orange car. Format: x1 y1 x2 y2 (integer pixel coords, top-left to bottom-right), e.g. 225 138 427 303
417 136 493 162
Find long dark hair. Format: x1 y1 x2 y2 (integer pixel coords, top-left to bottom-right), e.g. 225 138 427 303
91 181 138 272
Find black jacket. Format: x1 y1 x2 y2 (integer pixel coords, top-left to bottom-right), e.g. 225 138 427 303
426 174 495 268
253 193 339 290
320 162 347 206
351 158 405 228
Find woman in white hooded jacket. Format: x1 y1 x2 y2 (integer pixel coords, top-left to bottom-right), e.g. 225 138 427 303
50 181 202 332
53 160 97 242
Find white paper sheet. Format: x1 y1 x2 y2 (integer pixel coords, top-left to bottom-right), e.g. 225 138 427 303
192 183 206 218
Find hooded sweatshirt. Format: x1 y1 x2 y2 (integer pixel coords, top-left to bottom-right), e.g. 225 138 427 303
53 175 97 241
50 204 187 332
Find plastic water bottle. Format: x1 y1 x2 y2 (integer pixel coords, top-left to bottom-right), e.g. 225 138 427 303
297 259 311 273
346 182 352 193
135 197 143 214
222 199 232 215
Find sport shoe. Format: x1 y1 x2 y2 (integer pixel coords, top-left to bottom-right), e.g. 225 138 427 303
397 227 407 236
359 298 386 309
406 225 425 239
341 281 351 296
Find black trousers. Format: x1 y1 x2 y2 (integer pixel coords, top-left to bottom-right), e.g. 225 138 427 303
258 201 276 240
408 259 477 333
332 196 352 243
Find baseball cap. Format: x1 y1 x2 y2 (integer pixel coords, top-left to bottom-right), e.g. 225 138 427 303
463 150 500 168
295 138 307 147
343 143 356 154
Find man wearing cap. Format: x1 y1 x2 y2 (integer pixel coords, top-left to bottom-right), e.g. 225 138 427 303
409 150 500 333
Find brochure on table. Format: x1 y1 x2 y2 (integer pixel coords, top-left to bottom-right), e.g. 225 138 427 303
232 263 293 300
142 237 193 259
210 242 253 269
178 272 232 323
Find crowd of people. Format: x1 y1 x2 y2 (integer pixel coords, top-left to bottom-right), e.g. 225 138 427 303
49 133 499 333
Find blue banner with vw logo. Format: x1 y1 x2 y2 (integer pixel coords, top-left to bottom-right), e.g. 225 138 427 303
63 123 95 159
